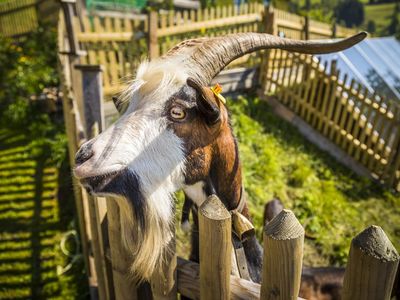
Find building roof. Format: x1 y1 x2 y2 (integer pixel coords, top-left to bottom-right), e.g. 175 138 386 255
318 37 400 102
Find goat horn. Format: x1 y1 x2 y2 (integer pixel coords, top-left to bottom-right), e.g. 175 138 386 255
181 32 367 85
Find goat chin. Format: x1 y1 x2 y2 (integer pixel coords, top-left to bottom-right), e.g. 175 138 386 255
114 193 174 282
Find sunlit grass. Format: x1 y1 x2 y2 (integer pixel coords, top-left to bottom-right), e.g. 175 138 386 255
364 3 396 35
0 130 87 299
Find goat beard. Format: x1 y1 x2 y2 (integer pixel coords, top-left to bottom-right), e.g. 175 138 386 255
111 184 175 282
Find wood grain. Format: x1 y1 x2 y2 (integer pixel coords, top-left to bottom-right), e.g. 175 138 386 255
342 225 399 300
261 209 304 300
199 195 231 300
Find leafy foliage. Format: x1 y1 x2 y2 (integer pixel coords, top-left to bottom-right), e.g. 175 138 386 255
335 0 365 27
0 24 66 165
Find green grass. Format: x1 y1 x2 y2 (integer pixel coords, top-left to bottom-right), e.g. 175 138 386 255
0 130 88 299
364 3 396 35
177 95 400 266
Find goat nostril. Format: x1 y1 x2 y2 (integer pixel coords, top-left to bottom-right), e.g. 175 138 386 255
75 147 94 165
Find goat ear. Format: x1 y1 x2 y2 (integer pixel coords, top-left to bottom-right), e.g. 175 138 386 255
112 96 129 115
187 77 221 125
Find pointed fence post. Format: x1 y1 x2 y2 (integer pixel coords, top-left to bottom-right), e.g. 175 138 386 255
342 225 399 300
261 209 304 300
199 195 232 300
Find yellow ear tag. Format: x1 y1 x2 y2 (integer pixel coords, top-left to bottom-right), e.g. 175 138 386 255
210 83 226 104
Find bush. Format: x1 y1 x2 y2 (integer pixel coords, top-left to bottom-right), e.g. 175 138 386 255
335 0 365 27
0 24 66 165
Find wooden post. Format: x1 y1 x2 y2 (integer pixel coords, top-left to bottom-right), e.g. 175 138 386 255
75 65 105 135
60 0 80 55
150 229 177 300
332 22 337 38
261 209 304 300
303 15 309 40
148 11 159 60
199 195 232 300
260 5 276 93
264 5 275 35
76 65 113 300
342 225 400 300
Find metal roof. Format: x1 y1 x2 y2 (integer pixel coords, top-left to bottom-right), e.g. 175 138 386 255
318 37 400 102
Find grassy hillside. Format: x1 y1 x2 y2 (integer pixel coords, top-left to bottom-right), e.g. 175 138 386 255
0 130 87 299
364 3 397 35
176 95 400 266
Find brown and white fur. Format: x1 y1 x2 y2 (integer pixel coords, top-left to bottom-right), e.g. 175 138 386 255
74 32 367 282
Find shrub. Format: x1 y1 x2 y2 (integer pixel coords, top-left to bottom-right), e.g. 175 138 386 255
0 23 66 165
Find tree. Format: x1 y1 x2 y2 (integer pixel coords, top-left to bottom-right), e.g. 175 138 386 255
335 0 365 27
387 2 400 35
367 20 376 33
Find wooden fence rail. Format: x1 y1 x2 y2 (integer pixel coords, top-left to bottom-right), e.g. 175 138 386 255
57 1 400 299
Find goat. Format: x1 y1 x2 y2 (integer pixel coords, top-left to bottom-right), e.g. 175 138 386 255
74 32 367 281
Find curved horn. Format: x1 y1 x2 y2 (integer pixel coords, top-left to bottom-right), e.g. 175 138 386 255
180 32 367 85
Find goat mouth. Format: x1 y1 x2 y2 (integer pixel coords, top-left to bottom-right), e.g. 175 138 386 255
80 171 121 195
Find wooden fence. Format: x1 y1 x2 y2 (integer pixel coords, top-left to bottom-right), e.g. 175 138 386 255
74 3 355 98
0 0 59 37
261 50 400 188
57 1 400 299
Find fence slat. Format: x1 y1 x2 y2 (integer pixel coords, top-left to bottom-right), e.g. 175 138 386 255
342 225 399 300
199 195 231 300
261 209 304 300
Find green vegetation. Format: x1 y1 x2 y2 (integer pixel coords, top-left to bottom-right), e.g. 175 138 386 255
0 25 87 299
0 130 88 299
364 2 397 35
274 0 400 37
177 95 400 266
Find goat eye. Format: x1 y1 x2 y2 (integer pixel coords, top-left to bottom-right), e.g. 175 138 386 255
170 107 186 120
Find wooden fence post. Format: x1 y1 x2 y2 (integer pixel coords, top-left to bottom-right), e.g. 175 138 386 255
76 64 113 300
303 15 309 40
264 5 276 35
342 225 400 300
261 209 304 300
332 22 337 38
259 5 276 93
148 10 159 60
199 195 232 300
60 0 80 55
150 228 177 300
76 65 105 135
